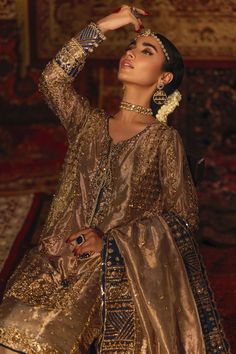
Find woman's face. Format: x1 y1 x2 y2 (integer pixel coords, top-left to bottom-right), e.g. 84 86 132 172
118 35 167 87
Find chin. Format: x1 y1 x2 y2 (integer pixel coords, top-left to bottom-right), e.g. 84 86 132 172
117 70 133 81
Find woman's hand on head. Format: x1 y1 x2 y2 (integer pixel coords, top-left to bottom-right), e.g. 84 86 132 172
66 227 104 256
96 4 149 34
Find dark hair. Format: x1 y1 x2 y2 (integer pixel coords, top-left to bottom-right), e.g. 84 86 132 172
150 33 185 116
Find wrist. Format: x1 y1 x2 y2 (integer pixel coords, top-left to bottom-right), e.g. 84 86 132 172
96 20 109 35
74 22 106 56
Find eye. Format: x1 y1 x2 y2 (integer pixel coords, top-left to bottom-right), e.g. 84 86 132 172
142 49 153 55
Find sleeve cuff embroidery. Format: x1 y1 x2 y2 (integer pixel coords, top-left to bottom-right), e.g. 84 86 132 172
55 22 106 78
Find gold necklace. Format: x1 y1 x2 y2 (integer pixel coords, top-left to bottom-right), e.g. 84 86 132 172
120 101 153 116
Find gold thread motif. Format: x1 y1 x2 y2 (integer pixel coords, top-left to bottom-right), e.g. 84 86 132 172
3 247 97 310
160 127 199 232
0 327 59 354
54 37 86 76
71 294 102 353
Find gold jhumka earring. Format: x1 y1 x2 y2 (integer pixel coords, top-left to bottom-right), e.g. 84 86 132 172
152 82 168 105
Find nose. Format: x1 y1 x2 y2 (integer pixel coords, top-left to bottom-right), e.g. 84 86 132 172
126 48 135 59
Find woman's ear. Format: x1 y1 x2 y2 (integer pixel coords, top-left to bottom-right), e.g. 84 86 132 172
160 72 173 86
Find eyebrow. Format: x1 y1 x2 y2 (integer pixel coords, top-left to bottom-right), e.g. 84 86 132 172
143 42 158 52
128 39 158 52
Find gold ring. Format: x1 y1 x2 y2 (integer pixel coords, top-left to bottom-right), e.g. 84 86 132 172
130 6 141 19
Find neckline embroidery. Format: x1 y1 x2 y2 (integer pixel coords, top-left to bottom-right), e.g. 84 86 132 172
105 112 160 147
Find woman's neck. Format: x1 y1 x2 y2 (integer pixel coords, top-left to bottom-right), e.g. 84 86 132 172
121 86 152 108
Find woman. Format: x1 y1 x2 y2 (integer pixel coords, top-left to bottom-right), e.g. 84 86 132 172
0 4 231 354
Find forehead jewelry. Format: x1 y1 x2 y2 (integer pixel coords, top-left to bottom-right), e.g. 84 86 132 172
135 29 170 62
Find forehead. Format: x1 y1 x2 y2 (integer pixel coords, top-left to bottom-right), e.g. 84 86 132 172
131 35 163 51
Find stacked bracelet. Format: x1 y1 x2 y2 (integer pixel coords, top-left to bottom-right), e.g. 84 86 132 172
54 21 106 77
74 21 107 55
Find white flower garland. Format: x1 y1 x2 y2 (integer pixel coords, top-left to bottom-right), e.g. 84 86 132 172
155 90 182 123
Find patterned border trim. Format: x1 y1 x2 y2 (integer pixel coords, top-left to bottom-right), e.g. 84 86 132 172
54 22 106 78
163 211 232 354
54 38 86 77
98 235 143 353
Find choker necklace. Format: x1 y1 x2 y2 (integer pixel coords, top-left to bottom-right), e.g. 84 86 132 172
120 101 153 116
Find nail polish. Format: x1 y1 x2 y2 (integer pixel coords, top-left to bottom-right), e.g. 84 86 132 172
144 10 150 15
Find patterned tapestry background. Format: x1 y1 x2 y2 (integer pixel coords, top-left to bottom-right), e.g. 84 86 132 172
0 0 236 247
27 0 236 63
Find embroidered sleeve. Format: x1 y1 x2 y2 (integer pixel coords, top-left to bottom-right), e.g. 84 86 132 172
38 22 106 141
159 127 199 232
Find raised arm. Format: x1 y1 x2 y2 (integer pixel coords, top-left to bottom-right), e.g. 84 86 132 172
159 127 199 233
38 5 148 142
38 22 106 141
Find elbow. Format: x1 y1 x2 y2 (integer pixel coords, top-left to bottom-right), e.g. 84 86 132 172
38 62 54 97
38 73 45 95
38 68 48 96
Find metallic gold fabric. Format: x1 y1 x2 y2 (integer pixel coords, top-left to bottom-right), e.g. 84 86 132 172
0 37 231 354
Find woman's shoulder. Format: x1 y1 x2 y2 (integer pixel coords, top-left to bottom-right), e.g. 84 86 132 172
151 123 185 155
156 123 183 143
151 121 177 139
88 106 109 125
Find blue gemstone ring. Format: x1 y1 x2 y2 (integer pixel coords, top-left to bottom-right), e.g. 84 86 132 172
76 234 86 245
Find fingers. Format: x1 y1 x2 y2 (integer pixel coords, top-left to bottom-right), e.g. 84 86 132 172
132 7 150 16
74 243 93 257
72 233 92 253
72 234 99 256
127 6 149 32
137 18 144 30
120 4 149 15
66 228 103 256
66 228 92 243
73 240 92 256
129 12 143 31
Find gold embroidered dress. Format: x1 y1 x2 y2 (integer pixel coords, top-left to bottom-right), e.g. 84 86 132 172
0 22 231 354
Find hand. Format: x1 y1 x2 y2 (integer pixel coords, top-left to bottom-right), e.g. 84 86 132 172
96 4 149 34
66 227 104 257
